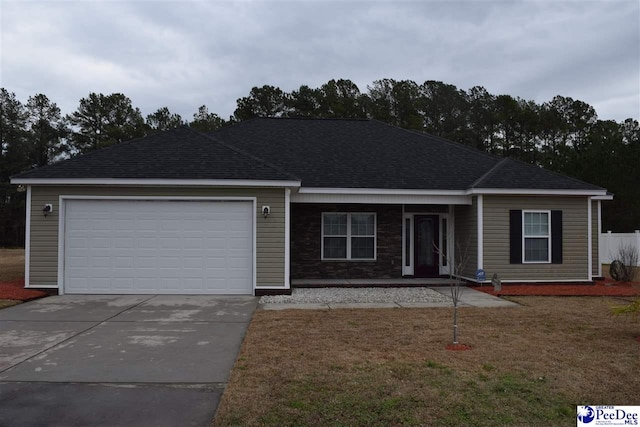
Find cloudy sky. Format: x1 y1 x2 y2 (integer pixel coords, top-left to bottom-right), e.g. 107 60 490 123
1 0 638 122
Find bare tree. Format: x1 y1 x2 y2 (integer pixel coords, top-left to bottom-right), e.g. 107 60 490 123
436 238 471 345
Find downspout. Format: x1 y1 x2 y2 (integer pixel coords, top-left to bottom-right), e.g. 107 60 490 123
284 188 291 289
587 197 593 281
597 200 602 278
24 185 31 288
477 195 483 275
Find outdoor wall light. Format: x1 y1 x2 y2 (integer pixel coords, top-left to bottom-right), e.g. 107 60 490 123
16 185 26 193
42 204 53 217
262 206 271 218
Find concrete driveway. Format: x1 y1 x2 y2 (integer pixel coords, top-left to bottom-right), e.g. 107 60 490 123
0 295 258 427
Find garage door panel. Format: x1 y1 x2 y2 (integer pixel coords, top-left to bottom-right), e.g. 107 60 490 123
113 237 135 249
64 200 253 295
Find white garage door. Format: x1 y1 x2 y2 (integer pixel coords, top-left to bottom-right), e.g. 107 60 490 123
63 199 253 295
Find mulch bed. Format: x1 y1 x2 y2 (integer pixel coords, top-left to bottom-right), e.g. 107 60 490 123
471 279 640 297
0 279 48 301
445 343 472 351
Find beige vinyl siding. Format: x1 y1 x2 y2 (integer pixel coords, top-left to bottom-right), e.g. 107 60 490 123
592 199 599 277
483 195 589 281
453 197 477 278
29 186 286 289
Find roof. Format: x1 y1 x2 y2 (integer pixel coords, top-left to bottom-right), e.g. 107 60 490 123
12 117 606 193
211 118 605 192
211 118 499 190
471 157 602 191
12 126 298 182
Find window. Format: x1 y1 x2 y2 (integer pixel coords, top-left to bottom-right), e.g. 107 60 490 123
510 209 562 264
441 218 448 267
523 211 551 263
322 213 376 260
404 218 411 267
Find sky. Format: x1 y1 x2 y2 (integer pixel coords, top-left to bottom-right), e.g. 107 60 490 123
1 0 638 123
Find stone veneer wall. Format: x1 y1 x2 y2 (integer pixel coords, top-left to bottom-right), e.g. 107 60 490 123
290 203 403 279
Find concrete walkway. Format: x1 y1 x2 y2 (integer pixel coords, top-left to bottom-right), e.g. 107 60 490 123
260 286 519 310
0 295 257 427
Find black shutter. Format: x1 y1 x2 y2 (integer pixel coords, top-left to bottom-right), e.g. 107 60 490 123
551 210 563 264
509 210 522 264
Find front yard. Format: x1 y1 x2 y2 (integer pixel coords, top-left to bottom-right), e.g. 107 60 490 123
1 247 638 425
214 297 640 426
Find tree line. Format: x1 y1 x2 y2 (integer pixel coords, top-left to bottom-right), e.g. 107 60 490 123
1 79 638 246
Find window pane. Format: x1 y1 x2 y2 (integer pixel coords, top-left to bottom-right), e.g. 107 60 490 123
524 212 549 236
405 218 411 267
351 214 374 236
323 214 347 235
525 237 549 262
351 237 374 259
324 237 347 258
442 218 447 267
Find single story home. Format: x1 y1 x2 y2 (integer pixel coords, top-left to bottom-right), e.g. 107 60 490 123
11 118 612 295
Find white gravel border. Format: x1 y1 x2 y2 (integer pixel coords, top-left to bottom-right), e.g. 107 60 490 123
260 287 452 304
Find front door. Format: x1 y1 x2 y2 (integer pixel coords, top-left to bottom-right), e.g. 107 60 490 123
414 215 439 277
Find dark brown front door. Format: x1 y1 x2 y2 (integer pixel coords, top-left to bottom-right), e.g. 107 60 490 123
414 215 439 277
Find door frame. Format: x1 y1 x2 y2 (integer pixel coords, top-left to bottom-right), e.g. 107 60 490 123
402 211 454 277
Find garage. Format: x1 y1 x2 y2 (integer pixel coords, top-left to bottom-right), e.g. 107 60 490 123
62 199 254 295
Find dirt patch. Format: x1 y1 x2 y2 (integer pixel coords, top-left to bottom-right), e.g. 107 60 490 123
472 279 640 296
214 297 640 426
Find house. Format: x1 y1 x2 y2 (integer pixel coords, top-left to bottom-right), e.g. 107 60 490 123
10 118 612 295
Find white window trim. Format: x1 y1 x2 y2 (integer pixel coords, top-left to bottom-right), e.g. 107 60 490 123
439 215 451 275
522 209 552 264
402 214 414 275
321 212 377 261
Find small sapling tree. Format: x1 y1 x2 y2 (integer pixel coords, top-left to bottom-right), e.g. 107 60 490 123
436 238 470 346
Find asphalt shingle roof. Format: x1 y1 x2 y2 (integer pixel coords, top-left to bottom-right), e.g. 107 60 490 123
211 118 604 191
471 157 603 190
13 117 605 193
211 118 499 190
13 126 297 181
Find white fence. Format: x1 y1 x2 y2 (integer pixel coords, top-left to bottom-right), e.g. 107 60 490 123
600 231 640 266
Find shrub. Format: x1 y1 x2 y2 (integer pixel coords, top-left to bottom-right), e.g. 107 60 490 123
610 244 639 282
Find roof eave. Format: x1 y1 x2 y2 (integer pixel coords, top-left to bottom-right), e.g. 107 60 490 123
10 177 302 188
296 187 468 196
592 194 614 200
468 188 609 196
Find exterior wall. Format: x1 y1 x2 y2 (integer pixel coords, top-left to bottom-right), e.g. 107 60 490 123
453 197 478 278
28 186 286 289
483 195 589 281
592 200 599 277
290 203 402 279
